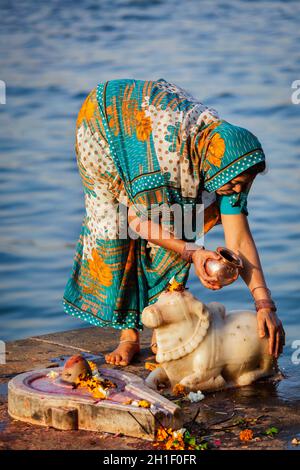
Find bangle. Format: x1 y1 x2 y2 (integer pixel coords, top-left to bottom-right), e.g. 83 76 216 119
181 242 204 263
255 299 277 312
251 286 271 297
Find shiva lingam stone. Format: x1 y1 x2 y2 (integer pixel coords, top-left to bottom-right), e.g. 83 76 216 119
61 354 92 385
204 246 243 287
142 290 277 393
8 354 182 439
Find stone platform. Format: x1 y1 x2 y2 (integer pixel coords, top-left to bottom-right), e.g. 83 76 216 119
0 326 300 450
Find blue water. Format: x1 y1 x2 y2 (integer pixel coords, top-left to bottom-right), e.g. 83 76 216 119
0 1 299 389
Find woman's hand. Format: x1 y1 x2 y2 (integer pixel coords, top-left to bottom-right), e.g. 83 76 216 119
192 249 222 290
257 308 285 358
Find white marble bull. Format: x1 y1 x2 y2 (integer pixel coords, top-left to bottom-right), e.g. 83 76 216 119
142 290 276 393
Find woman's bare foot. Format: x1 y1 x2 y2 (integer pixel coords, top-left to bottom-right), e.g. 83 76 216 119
105 329 140 366
151 330 158 355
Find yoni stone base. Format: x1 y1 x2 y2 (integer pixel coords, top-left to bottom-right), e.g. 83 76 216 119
8 367 182 440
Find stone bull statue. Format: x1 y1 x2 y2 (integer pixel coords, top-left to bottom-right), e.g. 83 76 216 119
142 290 276 393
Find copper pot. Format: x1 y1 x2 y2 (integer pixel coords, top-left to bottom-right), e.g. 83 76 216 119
204 247 243 287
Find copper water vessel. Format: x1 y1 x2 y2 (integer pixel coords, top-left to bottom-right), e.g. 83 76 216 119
205 247 243 287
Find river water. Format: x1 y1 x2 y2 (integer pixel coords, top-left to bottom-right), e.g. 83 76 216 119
0 0 299 400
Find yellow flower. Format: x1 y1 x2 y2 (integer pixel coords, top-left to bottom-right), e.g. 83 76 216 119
87 248 113 287
75 372 116 399
138 400 151 408
87 361 97 371
239 429 254 442
167 280 185 292
206 133 225 167
145 362 159 371
135 109 152 141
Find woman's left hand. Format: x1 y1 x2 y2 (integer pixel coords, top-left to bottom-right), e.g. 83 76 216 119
257 308 285 358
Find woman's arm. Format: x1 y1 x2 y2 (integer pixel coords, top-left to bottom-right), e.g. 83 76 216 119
128 211 221 289
221 212 285 357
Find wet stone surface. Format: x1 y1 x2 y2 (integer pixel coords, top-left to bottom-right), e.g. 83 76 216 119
0 327 299 450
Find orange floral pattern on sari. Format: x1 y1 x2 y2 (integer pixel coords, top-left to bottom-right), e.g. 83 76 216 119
134 109 152 141
206 133 225 168
77 96 96 127
87 248 113 287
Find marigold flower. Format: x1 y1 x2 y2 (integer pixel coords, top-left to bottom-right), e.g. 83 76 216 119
239 429 254 442
123 399 132 405
173 383 186 396
154 426 202 451
87 361 98 371
156 427 171 442
138 400 151 408
75 371 116 399
145 362 158 371
167 280 185 292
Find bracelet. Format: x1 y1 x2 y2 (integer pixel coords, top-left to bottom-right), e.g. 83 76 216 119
251 286 271 297
255 299 277 312
181 242 204 263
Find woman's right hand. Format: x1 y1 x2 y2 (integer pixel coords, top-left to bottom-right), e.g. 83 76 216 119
192 249 222 290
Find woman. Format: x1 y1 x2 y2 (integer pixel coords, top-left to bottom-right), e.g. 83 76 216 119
63 78 285 366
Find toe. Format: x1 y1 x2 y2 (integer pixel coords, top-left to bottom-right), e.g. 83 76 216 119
114 354 122 365
120 354 129 366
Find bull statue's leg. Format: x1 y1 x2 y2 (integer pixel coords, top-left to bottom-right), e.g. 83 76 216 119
179 372 226 392
145 367 170 390
236 355 274 387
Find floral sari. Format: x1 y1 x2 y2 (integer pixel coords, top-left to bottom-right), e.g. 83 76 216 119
63 78 265 330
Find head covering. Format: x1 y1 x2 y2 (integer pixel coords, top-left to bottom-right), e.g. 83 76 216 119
193 119 266 199
200 120 265 192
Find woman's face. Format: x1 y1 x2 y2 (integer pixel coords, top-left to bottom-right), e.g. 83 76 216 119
215 172 256 196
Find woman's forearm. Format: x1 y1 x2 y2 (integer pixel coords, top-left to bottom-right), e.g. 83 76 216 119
236 235 271 301
221 213 271 301
128 215 186 255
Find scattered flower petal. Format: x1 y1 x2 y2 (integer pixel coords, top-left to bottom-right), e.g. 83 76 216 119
138 400 151 408
46 371 59 379
145 362 159 371
239 429 254 442
291 438 300 446
173 383 186 396
187 390 205 402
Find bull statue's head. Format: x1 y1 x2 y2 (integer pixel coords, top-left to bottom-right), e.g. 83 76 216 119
142 290 211 363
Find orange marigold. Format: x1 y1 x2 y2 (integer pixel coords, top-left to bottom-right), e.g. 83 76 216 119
123 399 132 405
165 437 185 450
145 362 159 371
173 383 186 397
239 429 254 442
156 427 172 442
